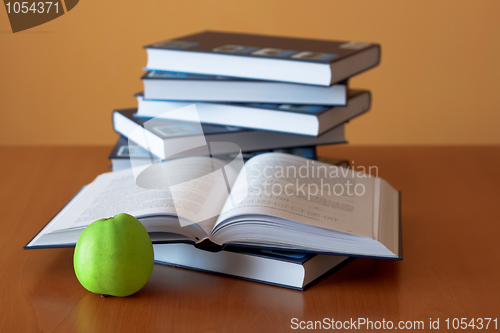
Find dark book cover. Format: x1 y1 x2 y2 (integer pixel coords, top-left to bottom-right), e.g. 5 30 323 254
144 30 380 65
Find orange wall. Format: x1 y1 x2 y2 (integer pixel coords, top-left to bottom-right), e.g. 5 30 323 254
1 0 499 145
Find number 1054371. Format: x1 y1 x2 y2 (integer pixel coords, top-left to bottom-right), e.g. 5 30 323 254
5 2 59 14
445 318 497 330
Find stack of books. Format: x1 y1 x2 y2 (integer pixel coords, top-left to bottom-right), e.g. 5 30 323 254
26 31 402 291
109 31 377 172
110 31 381 288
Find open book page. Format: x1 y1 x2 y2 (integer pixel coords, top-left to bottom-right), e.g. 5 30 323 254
214 153 377 239
48 156 235 236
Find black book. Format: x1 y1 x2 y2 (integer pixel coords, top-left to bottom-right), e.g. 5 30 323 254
144 31 380 86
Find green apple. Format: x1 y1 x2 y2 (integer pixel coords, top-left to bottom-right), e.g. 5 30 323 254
73 213 154 297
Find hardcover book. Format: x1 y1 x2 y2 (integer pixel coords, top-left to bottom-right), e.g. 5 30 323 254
144 31 380 86
153 243 351 290
113 109 348 160
108 136 318 171
25 153 402 260
142 70 347 105
136 89 371 137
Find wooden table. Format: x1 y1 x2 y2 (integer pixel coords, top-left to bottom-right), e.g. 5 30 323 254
1 146 499 332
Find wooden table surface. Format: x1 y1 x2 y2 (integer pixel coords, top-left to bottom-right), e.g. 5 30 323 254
0 145 499 332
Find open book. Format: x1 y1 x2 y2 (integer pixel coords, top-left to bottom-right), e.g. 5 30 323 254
26 153 402 259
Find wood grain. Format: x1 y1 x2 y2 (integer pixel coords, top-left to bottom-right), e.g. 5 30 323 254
1 146 499 332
